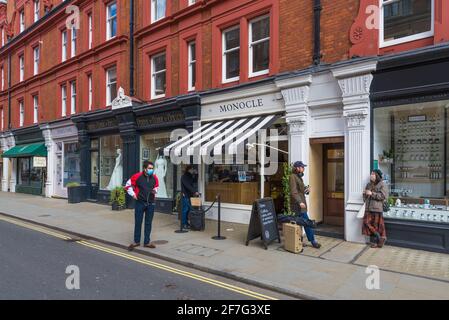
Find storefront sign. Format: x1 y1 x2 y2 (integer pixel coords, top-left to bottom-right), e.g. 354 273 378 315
202 93 284 121
245 198 281 249
52 126 78 139
33 157 47 168
137 111 185 128
87 118 118 131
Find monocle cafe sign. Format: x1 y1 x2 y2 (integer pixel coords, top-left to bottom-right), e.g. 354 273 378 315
202 92 284 121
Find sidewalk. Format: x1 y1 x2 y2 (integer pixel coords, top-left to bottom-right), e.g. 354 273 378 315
1 192 449 300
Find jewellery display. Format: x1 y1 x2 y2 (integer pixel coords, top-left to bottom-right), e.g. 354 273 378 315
387 207 449 224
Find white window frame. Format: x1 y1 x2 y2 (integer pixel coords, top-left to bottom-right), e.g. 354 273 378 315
70 81 76 115
1 67 4 90
62 30 68 62
151 52 166 100
188 0 196 5
106 67 117 106
106 2 117 40
33 95 39 124
249 15 270 78
20 10 25 33
33 46 40 75
71 26 77 57
188 41 196 91
151 0 166 23
19 101 24 127
222 26 240 84
19 55 25 82
88 74 93 111
61 85 67 117
88 13 93 49
380 0 435 48
34 0 40 23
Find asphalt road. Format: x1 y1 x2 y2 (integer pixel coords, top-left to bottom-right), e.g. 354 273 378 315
0 217 288 300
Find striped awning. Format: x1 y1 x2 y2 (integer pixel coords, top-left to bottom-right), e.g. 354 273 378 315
164 115 280 161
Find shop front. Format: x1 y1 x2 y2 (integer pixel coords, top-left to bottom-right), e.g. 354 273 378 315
40 120 80 198
165 81 289 224
135 94 201 213
371 44 449 253
2 126 47 196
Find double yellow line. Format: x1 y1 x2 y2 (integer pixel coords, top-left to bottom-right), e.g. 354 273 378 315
0 215 278 300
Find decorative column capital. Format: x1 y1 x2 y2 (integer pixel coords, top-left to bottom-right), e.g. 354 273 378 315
40 125 53 148
287 117 307 134
344 111 368 129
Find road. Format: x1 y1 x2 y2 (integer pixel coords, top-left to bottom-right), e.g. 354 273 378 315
0 216 291 300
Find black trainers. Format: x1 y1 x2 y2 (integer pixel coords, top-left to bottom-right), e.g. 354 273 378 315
312 242 322 249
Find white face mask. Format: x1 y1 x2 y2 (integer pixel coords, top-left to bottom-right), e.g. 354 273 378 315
370 174 376 182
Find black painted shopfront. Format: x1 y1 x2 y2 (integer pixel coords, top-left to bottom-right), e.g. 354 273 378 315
72 94 201 213
371 44 449 254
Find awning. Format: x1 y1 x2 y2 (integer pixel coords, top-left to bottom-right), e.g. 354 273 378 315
2 143 47 158
164 114 280 160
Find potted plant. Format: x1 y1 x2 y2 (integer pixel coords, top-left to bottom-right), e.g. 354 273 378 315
110 186 126 211
282 162 295 216
67 182 82 204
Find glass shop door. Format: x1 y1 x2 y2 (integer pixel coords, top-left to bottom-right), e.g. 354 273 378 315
323 143 345 226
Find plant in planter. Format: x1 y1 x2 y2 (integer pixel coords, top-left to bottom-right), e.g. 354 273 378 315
110 186 126 211
282 162 295 216
66 182 82 204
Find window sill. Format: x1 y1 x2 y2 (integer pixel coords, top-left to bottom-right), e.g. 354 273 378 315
380 31 434 49
249 69 269 78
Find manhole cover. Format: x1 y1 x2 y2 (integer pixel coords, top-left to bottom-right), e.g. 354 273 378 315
152 240 169 245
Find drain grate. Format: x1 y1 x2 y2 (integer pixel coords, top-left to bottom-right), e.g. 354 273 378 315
173 243 222 257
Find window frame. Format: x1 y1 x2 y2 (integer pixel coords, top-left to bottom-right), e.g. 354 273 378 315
248 15 270 78
33 95 39 124
19 55 25 82
70 81 77 115
151 52 167 100
151 0 166 23
33 46 40 75
106 2 117 40
88 74 93 111
34 0 40 23
71 25 77 58
1 107 3 131
188 41 196 91
379 0 435 48
61 85 67 117
19 100 24 127
106 66 117 106
19 10 25 33
62 30 68 62
222 25 241 84
88 13 93 49
1 66 4 90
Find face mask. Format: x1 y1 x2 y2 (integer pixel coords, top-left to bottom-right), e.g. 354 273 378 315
370 175 376 182
298 172 304 178
146 169 154 176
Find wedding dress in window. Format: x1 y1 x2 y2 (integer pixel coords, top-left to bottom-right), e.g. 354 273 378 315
154 154 168 198
107 149 123 190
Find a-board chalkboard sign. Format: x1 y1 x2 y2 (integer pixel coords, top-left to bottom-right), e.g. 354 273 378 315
245 198 281 250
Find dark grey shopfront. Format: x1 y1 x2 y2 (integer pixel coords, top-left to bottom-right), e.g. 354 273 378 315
72 94 201 213
371 44 449 254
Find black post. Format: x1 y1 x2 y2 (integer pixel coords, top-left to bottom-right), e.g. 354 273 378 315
175 194 188 234
212 194 226 240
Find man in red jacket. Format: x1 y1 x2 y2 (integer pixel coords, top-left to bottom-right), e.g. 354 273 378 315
125 161 159 250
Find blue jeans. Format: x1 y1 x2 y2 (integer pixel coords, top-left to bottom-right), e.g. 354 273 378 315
300 212 316 244
181 195 191 226
134 201 155 245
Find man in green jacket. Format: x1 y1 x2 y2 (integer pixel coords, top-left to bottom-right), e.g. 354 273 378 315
290 161 321 249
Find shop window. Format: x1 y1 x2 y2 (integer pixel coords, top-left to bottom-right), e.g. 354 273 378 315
188 41 196 91
373 100 449 224
106 2 117 40
99 135 123 190
381 0 434 47
106 67 117 106
18 158 44 188
249 16 270 77
64 142 81 187
222 26 240 83
151 52 166 99
151 0 166 23
140 132 174 199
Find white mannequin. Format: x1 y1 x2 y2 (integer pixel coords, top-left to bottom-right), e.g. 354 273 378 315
154 154 168 198
107 148 123 190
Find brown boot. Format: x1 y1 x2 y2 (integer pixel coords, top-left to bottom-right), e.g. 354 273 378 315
144 243 156 249
378 237 386 248
128 243 140 251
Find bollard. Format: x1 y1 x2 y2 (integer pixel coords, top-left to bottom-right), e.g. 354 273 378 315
212 194 226 240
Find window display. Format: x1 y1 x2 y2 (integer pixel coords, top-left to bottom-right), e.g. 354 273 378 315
374 100 449 224
63 142 81 187
100 135 123 190
140 132 174 199
18 157 44 188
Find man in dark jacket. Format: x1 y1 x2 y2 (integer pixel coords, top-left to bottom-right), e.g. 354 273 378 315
181 165 199 229
125 161 159 250
290 161 321 249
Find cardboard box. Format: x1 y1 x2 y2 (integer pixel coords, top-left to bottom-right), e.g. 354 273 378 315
283 222 303 254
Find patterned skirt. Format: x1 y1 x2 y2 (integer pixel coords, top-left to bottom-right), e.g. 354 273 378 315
362 211 387 239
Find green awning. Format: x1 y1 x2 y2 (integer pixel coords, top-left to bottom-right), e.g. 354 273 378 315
2 143 47 158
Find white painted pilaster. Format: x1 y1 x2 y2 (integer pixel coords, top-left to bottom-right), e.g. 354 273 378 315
0 134 9 192
332 60 377 243
41 125 54 198
5 133 16 193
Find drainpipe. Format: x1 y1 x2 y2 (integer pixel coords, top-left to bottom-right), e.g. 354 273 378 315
129 0 135 96
7 52 11 129
313 0 322 65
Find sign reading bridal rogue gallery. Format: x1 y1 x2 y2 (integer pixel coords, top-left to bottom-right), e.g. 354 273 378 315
246 198 281 250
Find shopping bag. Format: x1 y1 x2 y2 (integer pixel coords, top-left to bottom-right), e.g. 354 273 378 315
357 203 366 219
190 197 202 207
